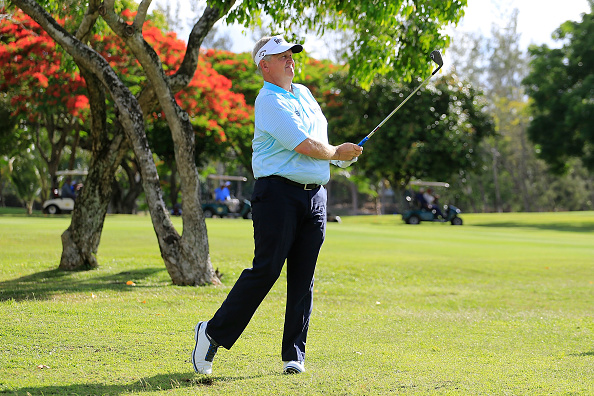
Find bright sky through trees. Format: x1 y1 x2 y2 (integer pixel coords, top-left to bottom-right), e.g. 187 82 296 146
150 0 591 55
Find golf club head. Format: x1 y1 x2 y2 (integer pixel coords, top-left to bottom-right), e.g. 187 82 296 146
430 50 443 75
430 50 443 67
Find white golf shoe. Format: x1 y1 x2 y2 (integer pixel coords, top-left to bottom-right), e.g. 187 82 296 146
283 360 305 374
191 321 219 375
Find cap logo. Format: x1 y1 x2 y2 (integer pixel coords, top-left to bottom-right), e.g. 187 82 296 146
274 38 283 44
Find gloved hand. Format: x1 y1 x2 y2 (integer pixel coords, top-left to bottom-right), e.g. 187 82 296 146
331 157 358 168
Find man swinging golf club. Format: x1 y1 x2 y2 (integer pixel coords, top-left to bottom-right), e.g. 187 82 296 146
191 35 363 375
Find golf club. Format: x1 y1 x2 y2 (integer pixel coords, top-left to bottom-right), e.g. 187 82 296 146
357 50 444 146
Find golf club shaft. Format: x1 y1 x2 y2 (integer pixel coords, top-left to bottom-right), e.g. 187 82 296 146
357 58 443 147
357 74 433 146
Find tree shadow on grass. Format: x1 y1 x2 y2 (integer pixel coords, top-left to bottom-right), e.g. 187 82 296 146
0 267 167 302
470 221 594 233
10 372 265 395
571 351 594 357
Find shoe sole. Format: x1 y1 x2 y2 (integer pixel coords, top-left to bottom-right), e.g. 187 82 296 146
283 363 305 374
192 322 211 374
284 367 302 374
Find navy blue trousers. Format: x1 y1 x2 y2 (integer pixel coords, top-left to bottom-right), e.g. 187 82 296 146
207 177 327 362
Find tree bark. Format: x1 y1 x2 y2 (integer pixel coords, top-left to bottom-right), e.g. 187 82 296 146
59 67 128 270
167 158 179 208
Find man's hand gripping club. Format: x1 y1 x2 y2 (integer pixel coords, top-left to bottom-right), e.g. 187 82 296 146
295 139 363 168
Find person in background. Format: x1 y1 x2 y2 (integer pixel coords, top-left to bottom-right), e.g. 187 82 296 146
61 178 76 199
214 181 231 202
423 188 444 218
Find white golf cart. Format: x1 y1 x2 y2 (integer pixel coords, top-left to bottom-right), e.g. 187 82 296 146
42 170 87 215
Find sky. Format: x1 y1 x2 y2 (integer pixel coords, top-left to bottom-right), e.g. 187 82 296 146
150 0 591 56
457 0 591 49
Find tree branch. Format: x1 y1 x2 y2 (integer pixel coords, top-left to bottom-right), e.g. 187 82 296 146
137 1 236 112
171 2 235 90
75 0 102 41
103 0 115 11
134 0 151 31
34 123 50 165
100 0 134 38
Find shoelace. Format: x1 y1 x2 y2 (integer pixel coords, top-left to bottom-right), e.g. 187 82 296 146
205 342 219 362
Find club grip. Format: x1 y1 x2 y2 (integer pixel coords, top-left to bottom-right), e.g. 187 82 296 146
358 136 369 146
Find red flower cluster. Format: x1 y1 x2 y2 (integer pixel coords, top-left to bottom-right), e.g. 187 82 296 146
0 8 253 144
0 11 88 121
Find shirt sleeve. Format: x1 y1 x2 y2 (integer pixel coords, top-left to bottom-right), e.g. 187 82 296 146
256 94 308 150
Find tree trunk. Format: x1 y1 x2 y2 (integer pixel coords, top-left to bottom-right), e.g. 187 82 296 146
100 2 236 285
68 124 81 170
167 158 179 207
492 148 502 213
36 119 68 198
518 123 532 212
109 178 123 214
60 140 127 269
118 157 143 214
59 69 128 270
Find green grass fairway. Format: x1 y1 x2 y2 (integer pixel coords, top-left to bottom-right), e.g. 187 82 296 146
1 212 593 395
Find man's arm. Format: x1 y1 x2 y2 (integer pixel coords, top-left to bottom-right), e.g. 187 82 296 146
294 138 363 161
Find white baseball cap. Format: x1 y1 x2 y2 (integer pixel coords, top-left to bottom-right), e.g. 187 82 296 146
253 35 303 66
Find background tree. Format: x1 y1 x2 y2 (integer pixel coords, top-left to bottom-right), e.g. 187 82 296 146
444 6 594 213
324 72 494 211
9 0 252 283
109 154 143 214
0 99 20 207
523 3 594 173
8 152 42 214
446 11 533 213
226 0 467 87
1 5 252 273
0 10 89 200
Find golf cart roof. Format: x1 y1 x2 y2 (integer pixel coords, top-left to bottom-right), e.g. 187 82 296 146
409 180 450 188
56 170 89 176
207 174 248 182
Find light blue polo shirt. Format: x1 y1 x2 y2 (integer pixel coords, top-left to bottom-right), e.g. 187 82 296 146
252 81 330 185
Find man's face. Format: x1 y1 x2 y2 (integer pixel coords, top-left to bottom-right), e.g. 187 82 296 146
265 49 295 80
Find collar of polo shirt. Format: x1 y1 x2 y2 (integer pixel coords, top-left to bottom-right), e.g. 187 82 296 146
253 36 303 66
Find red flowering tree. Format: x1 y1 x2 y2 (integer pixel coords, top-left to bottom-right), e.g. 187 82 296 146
1 8 253 211
2 4 249 282
138 22 253 205
91 11 253 208
0 11 89 200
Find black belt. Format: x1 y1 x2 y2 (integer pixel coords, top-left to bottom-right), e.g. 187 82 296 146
262 175 321 191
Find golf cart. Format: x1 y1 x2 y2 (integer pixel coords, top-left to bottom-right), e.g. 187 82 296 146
42 170 87 215
201 174 252 219
402 180 463 225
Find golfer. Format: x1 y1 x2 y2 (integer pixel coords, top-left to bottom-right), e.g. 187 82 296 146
191 35 363 375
